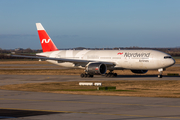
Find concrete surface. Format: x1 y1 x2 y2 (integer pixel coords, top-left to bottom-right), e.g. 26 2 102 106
0 74 180 119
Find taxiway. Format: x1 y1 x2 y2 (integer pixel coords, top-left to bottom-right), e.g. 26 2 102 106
0 75 180 119
1 89 180 120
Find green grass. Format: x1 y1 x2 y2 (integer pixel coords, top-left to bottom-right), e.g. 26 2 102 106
173 57 180 59
167 73 179 76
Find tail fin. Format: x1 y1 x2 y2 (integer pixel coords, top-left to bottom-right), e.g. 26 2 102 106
36 23 58 52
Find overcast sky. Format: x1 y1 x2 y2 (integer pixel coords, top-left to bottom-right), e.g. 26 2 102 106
0 0 180 49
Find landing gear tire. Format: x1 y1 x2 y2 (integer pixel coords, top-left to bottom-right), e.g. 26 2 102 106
105 72 117 77
114 73 117 77
85 74 88 78
80 73 85 78
158 74 162 78
110 73 114 77
90 75 94 78
80 73 94 78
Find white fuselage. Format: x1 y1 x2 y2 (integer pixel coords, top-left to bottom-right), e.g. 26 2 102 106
37 49 175 70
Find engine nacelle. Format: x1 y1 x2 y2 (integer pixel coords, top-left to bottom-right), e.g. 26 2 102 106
86 63 107 75
131 70 148 74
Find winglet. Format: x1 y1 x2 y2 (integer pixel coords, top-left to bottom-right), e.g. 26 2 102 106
36 23 58 52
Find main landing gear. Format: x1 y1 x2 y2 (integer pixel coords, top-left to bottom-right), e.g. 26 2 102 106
80 70 118 78
105 70 117 77
158 68 163 78
80 73 94 78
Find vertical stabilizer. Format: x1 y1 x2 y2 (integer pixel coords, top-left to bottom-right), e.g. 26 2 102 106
36 23 58 52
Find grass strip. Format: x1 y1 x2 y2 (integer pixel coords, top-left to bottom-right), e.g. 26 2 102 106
1 80 180 98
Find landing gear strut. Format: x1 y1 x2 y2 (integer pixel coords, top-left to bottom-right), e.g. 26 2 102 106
158 68 163 78
105 70 117 77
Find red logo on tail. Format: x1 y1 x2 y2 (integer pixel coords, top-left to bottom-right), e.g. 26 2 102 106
41 39 51 43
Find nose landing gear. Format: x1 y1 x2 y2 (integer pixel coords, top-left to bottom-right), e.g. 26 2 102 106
158 68 163 78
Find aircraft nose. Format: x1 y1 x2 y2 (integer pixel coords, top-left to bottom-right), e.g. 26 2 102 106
169 58 176 66
162 56 176 68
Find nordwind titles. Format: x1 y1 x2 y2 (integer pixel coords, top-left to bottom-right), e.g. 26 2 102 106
124 53 150 58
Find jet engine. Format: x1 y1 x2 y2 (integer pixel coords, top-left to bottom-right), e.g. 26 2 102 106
131 70 148 74
86 63 107 75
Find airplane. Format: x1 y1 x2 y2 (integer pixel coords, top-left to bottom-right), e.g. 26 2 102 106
11 23 175 78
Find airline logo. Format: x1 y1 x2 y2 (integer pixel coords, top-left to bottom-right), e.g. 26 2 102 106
124 53 150 57
41 39 51 43
117 52 123 55
95 67 99 70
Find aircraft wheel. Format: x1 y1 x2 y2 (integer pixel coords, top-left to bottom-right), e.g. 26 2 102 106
89 75 94 78
158 74 162 78
80 73 85 78
85 74 88 78
107 73 111 77
114 73 117 77
87 74 92 78
105 73 117 77
110 73 114 77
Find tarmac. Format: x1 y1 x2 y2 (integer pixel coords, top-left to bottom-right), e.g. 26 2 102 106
0 74 180 120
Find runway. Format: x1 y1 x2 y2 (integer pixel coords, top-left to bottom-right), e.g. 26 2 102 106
0 74 180 86
0 74 180 119
1 89 180 120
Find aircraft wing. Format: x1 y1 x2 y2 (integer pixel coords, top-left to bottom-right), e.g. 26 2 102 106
9 54 116 67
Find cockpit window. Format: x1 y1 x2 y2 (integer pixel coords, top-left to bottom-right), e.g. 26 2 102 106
164 56 172 59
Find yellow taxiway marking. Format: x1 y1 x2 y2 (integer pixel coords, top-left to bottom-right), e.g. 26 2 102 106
0 97 180 108
0 107 180 119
